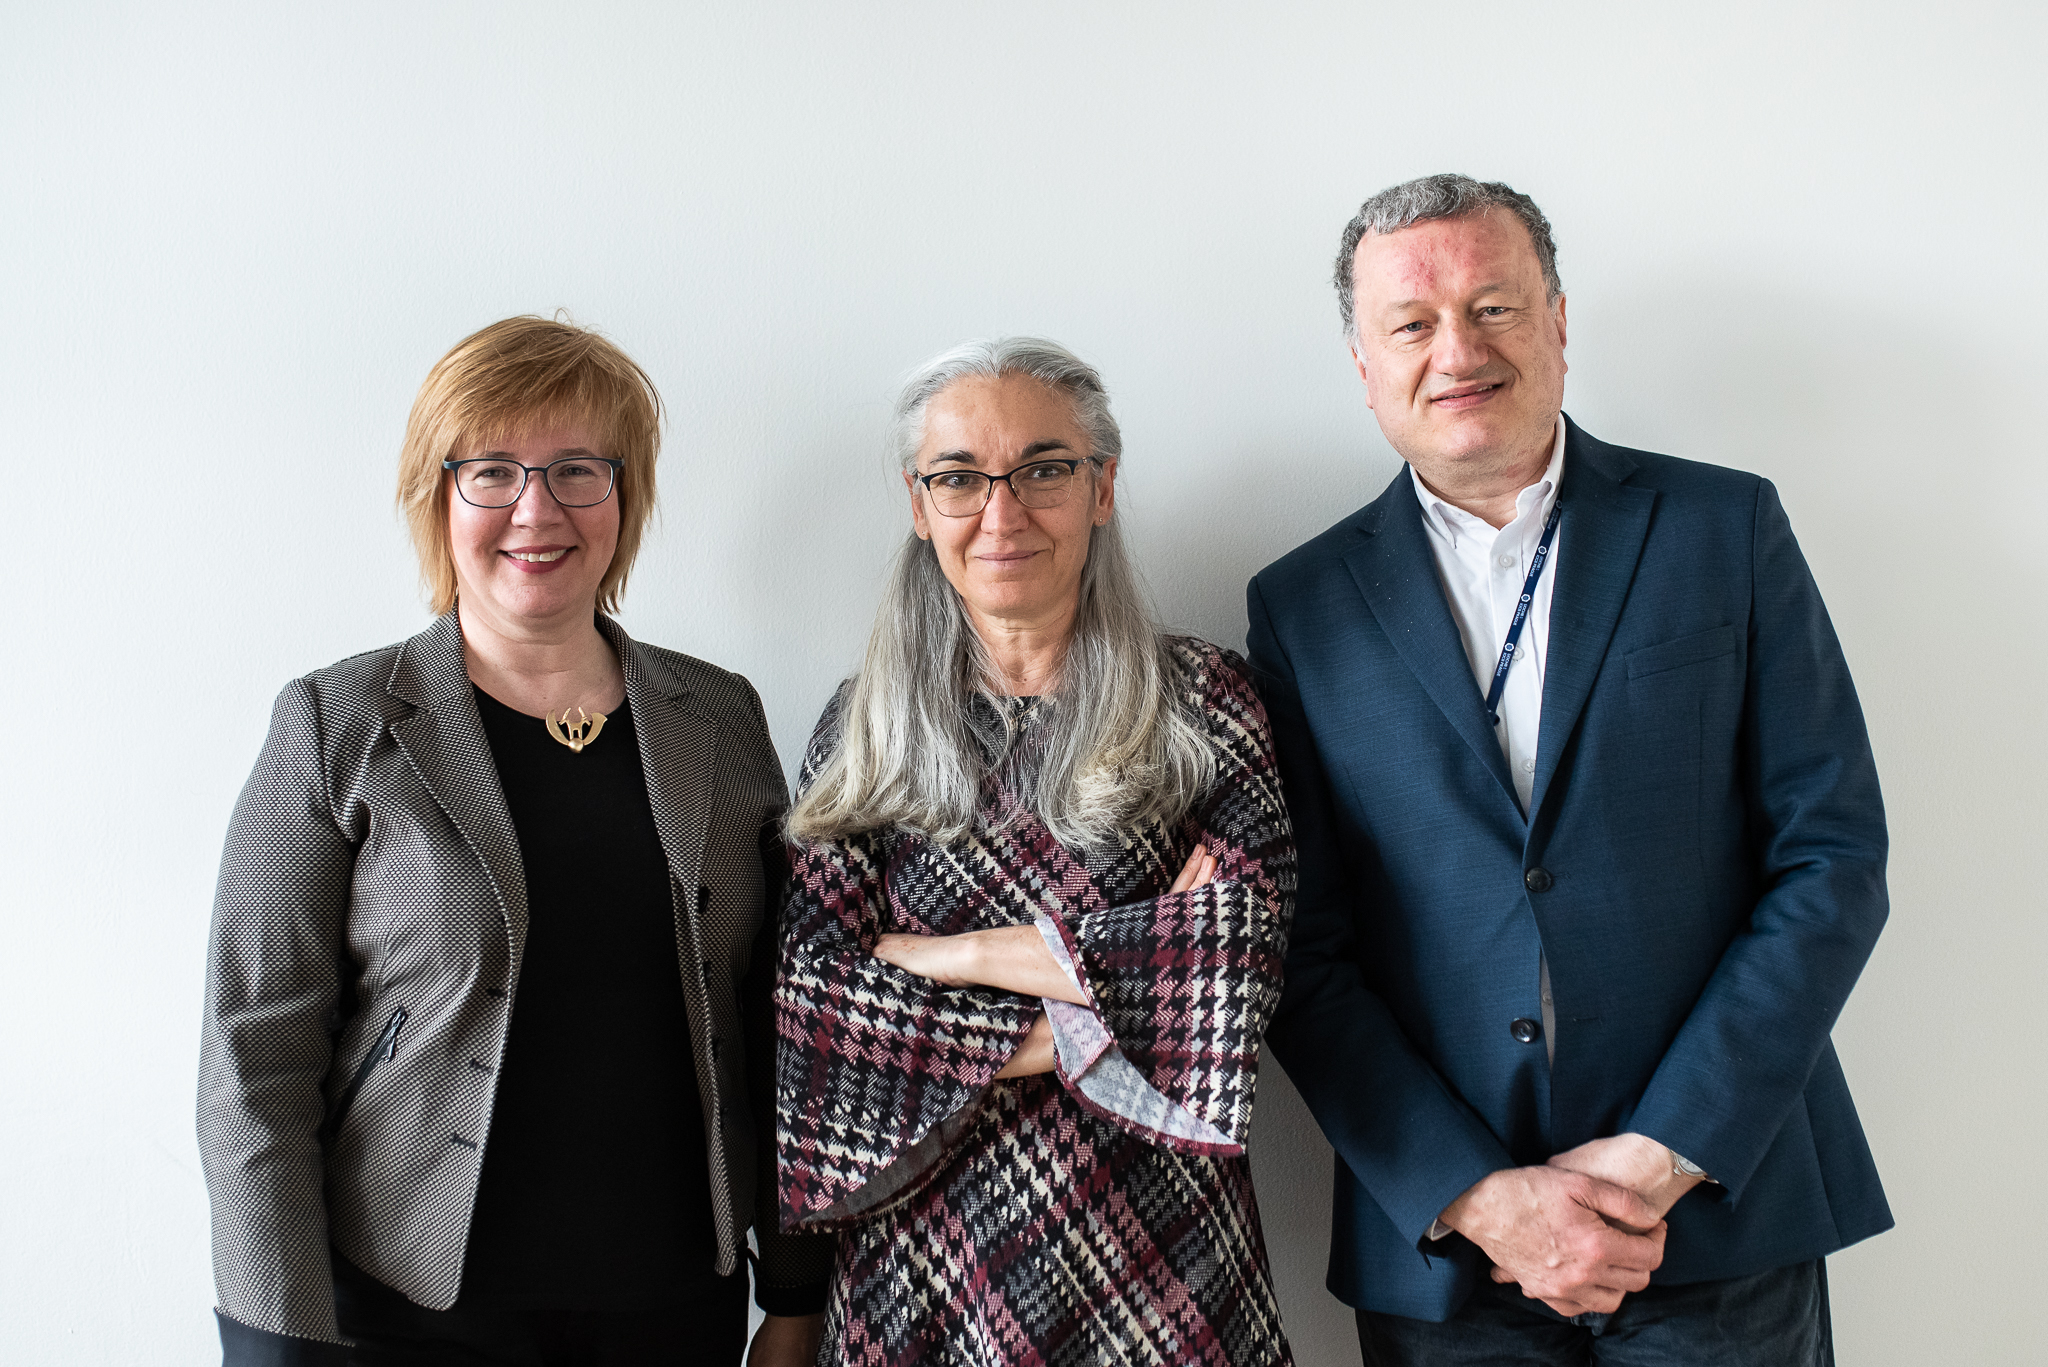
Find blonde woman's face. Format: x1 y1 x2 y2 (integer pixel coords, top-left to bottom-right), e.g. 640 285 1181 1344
446 421 620 634
906 374 1115 636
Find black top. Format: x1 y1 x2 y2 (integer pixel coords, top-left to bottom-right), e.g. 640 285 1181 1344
463 686 721 1308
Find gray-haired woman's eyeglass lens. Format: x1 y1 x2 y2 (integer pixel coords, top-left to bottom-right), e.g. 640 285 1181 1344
442 456 624 509
916 457 1097 517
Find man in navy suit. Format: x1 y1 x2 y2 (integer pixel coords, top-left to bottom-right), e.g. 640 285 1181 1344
1249 174 1891 1364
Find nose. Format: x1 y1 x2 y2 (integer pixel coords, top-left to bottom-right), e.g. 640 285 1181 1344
1432 315 1489 377
510 468 566 522
979 478 1031 532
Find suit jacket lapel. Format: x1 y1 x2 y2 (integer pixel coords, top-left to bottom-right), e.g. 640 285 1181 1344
1343 478 1522 813
1528 418 1657 820
601 617 716 908
387 611 531 968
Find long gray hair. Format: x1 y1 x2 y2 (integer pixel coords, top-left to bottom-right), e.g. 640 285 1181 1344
785 337 1215 851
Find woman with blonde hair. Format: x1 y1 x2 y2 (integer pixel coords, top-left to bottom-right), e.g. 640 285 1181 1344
775 337 1297 1365
198 316 828 1365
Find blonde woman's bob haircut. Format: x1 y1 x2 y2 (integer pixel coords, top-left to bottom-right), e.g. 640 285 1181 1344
397 315 664 616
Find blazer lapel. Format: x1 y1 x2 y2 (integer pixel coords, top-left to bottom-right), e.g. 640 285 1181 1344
1527 418 1657 820
386 611 530 968
1343 477 1522 813
601 617 716 906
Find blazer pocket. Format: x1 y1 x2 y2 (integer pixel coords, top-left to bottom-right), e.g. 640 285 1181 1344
320 1007 407 1144
1626 623 1738 680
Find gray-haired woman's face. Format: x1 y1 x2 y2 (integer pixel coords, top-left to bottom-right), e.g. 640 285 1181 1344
905 373 1116 639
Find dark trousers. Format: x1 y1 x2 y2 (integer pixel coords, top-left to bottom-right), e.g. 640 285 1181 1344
1358 1260 1832 1367
332 1253 749 1367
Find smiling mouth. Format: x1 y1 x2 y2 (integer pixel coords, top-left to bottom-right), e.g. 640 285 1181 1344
506 549 569 563
1433 382 1503 404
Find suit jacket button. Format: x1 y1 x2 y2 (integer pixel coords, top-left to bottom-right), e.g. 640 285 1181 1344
1510 1018 1542 1044
1524 867 1554 893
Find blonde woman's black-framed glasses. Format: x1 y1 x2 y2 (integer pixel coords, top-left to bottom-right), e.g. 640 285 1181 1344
443 456 625 509
916 457 1100 518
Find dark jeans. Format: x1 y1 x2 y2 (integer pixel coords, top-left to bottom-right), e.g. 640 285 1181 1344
332 1253 749 1367
1357 1260 1832 1367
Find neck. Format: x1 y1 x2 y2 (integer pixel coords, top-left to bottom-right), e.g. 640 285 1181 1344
966 598 1078 697
457 597 624 715
1409 426 1557 530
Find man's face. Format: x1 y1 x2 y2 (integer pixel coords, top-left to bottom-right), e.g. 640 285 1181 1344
1348 210 1568 480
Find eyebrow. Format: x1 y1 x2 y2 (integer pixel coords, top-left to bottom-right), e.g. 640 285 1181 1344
927 439 1075 468
474 446 601 460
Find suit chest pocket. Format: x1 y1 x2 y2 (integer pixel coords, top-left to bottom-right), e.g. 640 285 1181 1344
1626 623 1739 681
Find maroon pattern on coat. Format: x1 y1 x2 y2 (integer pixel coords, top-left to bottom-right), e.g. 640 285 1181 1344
776 640 1296 1366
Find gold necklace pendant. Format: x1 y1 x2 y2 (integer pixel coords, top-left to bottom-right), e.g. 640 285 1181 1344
545 707 607 753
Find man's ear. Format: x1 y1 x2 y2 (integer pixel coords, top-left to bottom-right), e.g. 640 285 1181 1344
1351 343 1376 411
1553 293 1568 352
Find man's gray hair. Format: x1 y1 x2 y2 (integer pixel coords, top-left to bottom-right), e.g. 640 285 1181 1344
786 337 1215 850
1333 173 1562 346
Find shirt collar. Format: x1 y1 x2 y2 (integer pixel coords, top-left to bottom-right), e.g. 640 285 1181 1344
1409 415 1566 549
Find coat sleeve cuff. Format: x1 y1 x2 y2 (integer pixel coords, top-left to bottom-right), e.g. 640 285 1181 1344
217 1311 351 1367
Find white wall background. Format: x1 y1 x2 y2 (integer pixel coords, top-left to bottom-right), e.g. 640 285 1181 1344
3 2 2042 1362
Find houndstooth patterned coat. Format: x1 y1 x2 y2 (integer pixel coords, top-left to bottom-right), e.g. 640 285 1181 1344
198 611 831 1352
776 639 1298 1366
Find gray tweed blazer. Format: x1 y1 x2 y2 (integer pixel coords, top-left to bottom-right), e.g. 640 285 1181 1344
198 611 830 1348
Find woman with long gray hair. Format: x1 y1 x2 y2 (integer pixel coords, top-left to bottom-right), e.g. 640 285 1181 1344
773 338 1297 1365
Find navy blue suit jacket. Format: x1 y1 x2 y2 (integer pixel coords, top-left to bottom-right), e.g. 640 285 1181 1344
1247 417 1892 1321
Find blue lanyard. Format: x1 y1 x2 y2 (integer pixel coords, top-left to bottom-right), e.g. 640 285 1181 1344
1485 500 1562 728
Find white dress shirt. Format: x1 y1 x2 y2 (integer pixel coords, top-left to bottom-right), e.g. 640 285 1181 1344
1410 416 1566 813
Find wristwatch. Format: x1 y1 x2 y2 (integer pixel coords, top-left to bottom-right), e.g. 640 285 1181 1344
1670 1151 1713 1181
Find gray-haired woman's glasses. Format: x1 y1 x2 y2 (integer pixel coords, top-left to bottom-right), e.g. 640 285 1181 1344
916 457 1099 518
442 456 625 509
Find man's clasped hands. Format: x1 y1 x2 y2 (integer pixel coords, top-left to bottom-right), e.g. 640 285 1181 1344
1438 1133 1705 1317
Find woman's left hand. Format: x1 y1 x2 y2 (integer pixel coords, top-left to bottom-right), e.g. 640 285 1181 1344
873 931 978 986
747 1312 825 1367
873 924 1088 1004
872 850 1218 1001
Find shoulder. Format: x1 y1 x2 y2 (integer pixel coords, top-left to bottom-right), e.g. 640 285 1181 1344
630 638 767 722
245 639 413 784
1163 636 1265 723
1248 467 1407 605
1571 421 1769 515
1250 506 1374 594
290 641 408 734
794 680 855 791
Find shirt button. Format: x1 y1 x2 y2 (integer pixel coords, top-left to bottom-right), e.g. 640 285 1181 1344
1514 643 1528 659
1520 758 1535 773
1497 553 1517 568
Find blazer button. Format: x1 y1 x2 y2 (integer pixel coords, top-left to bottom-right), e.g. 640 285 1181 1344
1510 1018 1543 1045
1524 867 1554 893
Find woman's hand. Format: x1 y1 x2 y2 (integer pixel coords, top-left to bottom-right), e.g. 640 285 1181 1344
873 925 1087 1004
747 1312 825 1367
1169 842 1218 894
872 930 980 987
995 1013 1057 1077
873 846 1216 1000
